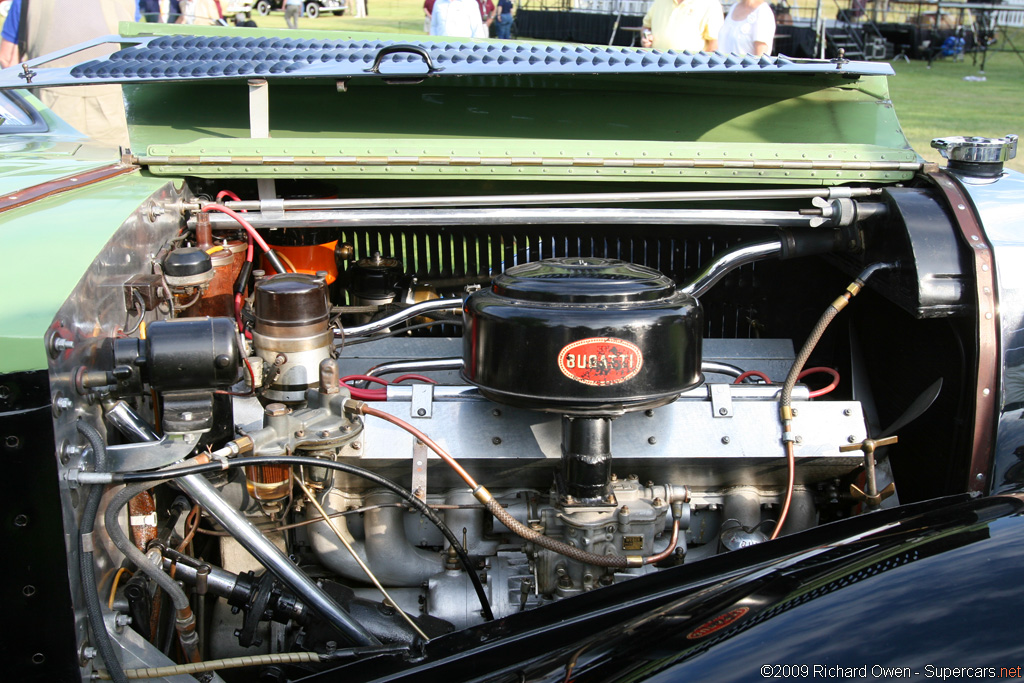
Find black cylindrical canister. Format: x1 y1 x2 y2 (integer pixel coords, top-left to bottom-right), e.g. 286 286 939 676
462 257 703 414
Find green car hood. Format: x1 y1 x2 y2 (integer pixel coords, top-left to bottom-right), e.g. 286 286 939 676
0 24 917 185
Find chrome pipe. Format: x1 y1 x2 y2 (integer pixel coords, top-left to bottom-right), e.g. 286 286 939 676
177 473 379 646
681 240 783 299
103 402 377 645
701 361 745 378
380 383 807 402
340 299 462 338
197 208 816 230
105 400 160 442
366 357 464 378
221 187 878 212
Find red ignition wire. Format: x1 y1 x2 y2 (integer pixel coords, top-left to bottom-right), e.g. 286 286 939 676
797 367 840 398
391 374 439 385
339 375 391 387
215 189 243 204
203 204 274 255
347 387 387 401
734 370 772 384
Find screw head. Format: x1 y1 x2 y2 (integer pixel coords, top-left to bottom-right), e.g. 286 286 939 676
721 436 730 444
417 408 427 416
847 435 858 443
843 408 853 416
492 437 502 445
647 436 657 445
718 407 728 416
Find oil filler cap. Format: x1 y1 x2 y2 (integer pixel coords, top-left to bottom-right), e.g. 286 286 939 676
931 134 1018 177
163 247 213 287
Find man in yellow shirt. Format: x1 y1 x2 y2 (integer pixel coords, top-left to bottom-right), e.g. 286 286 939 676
641 0 724 52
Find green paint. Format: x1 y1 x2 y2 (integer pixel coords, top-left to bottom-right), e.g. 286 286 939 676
0 172 166 373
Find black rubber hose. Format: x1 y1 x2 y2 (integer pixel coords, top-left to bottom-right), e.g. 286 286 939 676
106 482 192 611
120 457 495 622
77 421 129 683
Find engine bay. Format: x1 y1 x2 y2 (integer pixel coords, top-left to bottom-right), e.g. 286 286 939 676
47 177 980 679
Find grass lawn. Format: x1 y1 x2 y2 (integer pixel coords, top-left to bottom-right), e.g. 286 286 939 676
250 4 1024 172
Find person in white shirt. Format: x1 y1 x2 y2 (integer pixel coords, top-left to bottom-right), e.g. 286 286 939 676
718 0 775 56
430 0 488 37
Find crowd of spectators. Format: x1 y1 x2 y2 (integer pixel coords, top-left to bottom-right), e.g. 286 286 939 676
642 0 776 55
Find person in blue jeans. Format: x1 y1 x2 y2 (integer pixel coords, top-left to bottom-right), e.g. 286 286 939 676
495 0 513 38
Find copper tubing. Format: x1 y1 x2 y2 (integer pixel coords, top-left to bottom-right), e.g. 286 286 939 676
360 405 679 568
770 441 797 541
359 405 480 490
643 517 681 565
772 265 890 541
175 607 202 665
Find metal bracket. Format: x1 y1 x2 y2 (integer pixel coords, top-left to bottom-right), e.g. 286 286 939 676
709 384 734 418
410 384 433 419
411 441 428 502
248 78 277 202
106 435 198 473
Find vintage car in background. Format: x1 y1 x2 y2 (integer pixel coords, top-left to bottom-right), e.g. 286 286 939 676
1 21 1023 683
255 0 347 18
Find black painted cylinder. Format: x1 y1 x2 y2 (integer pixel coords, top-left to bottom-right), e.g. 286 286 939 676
562 416 613 502
462 257 703 414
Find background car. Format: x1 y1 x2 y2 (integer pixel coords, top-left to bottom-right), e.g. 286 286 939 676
255 0 346 17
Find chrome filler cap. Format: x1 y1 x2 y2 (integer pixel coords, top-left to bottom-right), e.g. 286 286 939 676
931 134 1018 176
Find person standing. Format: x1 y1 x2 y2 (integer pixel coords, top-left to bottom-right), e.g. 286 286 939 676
495 0 513 39
0 0 137 147
475 0 496 33
424 0 436 33
430 0 487 37
718 0 775 55
284 0 302 28
641 0 724 51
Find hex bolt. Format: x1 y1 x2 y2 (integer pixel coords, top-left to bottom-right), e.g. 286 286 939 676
645 409 654 417
627 474 638 481
114 613 132 628
81 646 97 662
351 442 361 451
54 396 74 413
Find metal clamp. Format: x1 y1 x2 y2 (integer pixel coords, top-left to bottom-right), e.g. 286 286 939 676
709 384 734 418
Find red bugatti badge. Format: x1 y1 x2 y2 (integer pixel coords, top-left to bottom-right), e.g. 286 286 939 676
557 337 643 386
685 607 750 640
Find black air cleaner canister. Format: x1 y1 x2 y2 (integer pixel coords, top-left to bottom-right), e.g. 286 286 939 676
462 257 703 415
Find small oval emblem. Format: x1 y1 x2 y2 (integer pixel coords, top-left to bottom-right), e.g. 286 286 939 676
685 607 750 640
557 337 643 386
